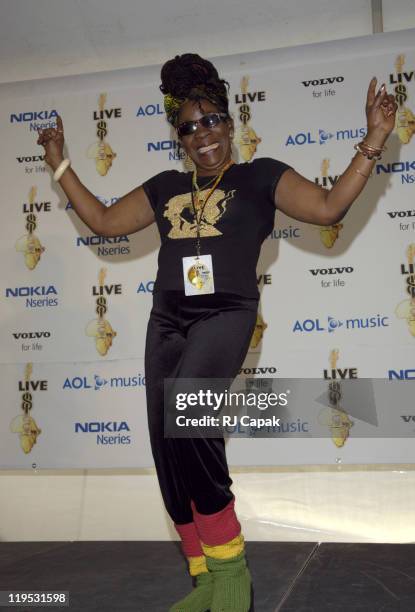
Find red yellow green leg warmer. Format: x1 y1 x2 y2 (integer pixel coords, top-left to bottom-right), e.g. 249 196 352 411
169 522 213 612
193 499 252 612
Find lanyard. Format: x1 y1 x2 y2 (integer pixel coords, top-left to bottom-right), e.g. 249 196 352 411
190 160 233 257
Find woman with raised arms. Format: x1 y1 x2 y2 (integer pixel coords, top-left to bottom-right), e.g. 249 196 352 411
38 54 396 612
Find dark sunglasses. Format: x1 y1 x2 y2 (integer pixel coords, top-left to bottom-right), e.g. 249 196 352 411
177 112 228 137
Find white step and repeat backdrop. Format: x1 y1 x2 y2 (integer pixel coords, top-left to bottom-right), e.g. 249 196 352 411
1 29 414 469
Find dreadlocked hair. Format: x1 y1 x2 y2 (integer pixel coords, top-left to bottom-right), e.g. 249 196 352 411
160 53 230 126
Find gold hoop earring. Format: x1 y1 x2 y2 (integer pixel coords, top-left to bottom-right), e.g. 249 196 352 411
184 154 195 171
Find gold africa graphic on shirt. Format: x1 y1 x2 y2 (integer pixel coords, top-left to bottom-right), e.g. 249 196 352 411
163 189 236 239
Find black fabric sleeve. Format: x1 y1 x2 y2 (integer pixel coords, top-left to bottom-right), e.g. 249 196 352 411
252 157 293 206
142 170 175 213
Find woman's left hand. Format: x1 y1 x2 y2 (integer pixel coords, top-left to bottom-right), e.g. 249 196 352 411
365 77 398 143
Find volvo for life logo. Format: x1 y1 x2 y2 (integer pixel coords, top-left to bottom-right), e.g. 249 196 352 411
238 366 277 375
309 267 353 275
310 265 353 289
302 75 344 100
13 330 51 353
387 210 415 218
385 207 415 233
16 154 46 175
17 155 45 164
302 76 344 87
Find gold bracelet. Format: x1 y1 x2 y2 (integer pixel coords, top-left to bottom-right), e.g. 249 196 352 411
362 140 387 152
355 168 372 179
354 143 382 160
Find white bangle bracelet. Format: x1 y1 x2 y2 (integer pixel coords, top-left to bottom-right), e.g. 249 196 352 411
53 158 71 181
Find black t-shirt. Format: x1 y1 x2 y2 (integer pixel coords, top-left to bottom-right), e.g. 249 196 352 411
142 157 291 298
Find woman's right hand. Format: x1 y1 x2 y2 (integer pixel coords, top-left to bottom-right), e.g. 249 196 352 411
37 115 65 171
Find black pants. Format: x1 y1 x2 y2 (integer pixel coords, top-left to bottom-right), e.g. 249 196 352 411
144 290 258 525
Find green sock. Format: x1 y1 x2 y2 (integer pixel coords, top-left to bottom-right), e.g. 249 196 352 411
207 551 252 612
169 571 213 612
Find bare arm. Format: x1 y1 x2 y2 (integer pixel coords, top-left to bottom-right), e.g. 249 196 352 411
37 116 155 236
275 78 397 226
57 166 155 236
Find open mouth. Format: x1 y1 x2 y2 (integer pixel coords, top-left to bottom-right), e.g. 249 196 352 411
197 142 219 155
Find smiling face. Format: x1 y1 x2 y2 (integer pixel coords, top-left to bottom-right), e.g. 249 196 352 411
177 99 234 176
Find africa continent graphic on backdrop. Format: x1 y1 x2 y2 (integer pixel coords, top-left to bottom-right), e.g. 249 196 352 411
15 187 45 270
163 189 236 238
10 363 42 455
